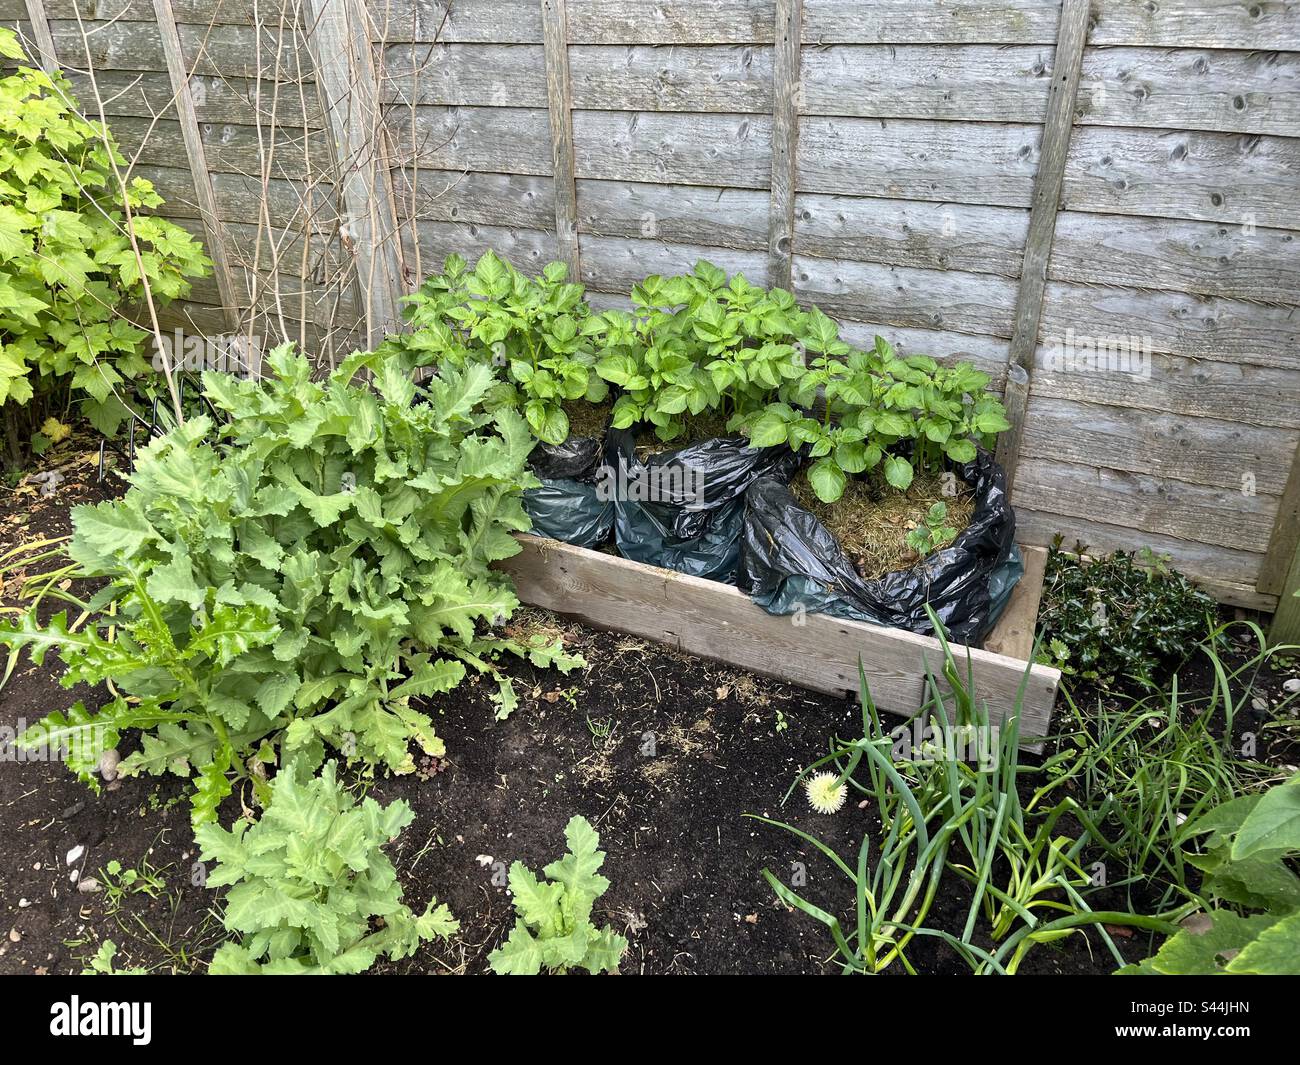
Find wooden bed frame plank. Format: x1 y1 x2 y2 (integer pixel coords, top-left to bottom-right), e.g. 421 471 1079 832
983 545 1048 662
500 535 1058 745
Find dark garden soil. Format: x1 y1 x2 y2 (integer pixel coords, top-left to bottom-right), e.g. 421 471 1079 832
1 448 1295 976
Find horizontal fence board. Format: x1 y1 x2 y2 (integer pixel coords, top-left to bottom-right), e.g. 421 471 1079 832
404 219 560 272
49 19 309 79
1030 350 1300 431
797 117 1041 207
573 110 773 188
1013 506 1266 593
1063 125 1300 229
795 193 1028 276
110 116 330 179
379 43 546 106
1021 396 1296 495
1088 0 1300 49
1038 280 1300 370
141 165 337 230
1079 46 1300 137
390 104 553 175
802 0 1060 44
576 178 767 249
567 0 776 44
500 534 1058 741
61 68 324 126
794 255 1018 338
394 168 556 230
32 1 298 23
800 44 1053 121
371 0 543 44
578 233 769 291
571 44 773 112
1012 456 1278 552
1048 210 1300 302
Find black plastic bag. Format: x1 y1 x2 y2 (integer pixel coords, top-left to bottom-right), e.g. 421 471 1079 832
522 433 613 548
738 449 1023 644
605 428 802 582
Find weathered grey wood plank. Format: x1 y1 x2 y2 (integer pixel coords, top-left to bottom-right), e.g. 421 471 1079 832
305 0 405 346
1030 350 1300 431
1089 0 1300 49
391 104 553 175
1063 126 1300 230
1011 457 1279 552
793 255 1018 338
802 0 1060 44
370 0 543 44
1258 439 1300 596
576 178 767 249
1048 210 1300 303
541 0 580 279
578 233 768 292
1038 280 1300 370
499 534 1059 742
983 545 1048 661
800 44 1054 121
997 0 1089 493
21 0 55 67
796 193 1028 276
35 0 300 23
567 0 776 44
142 165 337 230
395 168 556 231
767 0 801 288
797 116 1041 207
1013 506 1270 607
573 110 773 189
379 43 547 107
63 68 324 126
1078 47 1300 137
109 116 331 179
1021 396 1297 495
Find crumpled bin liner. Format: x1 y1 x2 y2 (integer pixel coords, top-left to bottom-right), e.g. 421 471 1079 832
523 433 613 548
737 448 1023 645
605 428 802 582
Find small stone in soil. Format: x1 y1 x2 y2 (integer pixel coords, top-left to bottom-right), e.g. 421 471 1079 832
1284 678 1300 694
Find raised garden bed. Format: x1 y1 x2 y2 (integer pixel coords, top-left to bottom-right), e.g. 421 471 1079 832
500 534 1058 747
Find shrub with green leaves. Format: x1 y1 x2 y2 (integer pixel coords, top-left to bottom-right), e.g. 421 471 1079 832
0 345 581 826
1120 772 1300 975
197 761 457 974
488 815 627 975
0 27 210 453
1036 540 1218 690
386 251 606 444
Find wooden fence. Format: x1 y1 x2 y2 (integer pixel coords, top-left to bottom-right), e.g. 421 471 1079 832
3 0 1299 616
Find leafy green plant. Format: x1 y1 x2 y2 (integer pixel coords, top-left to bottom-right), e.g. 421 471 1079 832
905 501 958 557
488 814 628 975
0 27 210 462
387 251 606 444
0 345 581 826
82 940 147 975
99 856 167 915
1119 772 1300 974
751 612 1170 974
1036 540 1219 690
196 760 457 974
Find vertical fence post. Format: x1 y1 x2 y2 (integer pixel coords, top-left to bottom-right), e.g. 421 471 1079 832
21 0 57 70
541 0 580 281
995 0 1090 494
767 0 802 290
304 0 406 349
152 0 242 338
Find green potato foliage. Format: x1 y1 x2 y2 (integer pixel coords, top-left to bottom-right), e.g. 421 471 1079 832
385 250 607 445
198 760 458 974
0 27 210 449
0 345 581 827
488 815 628 975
